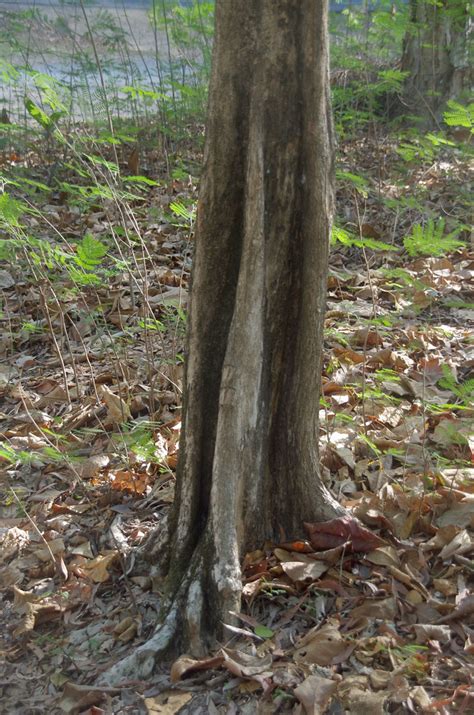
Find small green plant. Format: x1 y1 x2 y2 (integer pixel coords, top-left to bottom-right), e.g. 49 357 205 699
403 218 464 257
443 100 473 133
438 366 474 409
332 224 393 253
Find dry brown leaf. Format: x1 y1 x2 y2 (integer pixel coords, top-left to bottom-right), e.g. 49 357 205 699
12 586 64 636
412 624 451 644
144 692 192 715
305 516 386 553
439 529 473 560
293 621 352 667
294 674 338 715
351 597 396 620
170 654 224 683
280 559 329 583
365 546 400 567
221 647 273 678
80 551 119 583
58 682 111 715
98 384 131 424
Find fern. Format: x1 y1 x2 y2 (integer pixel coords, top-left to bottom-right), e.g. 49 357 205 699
75 233 108 271
336 169 369 197
443 101 473 131
403 218 464 257
169 200 196 225
0 192 26 228
24 97 54 130
332 224 393 252
438 365 474 408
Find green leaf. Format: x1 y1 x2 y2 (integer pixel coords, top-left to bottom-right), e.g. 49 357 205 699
75 234 108 271
254 625 274 639
126 175 160 186
170 200 195 223
24 97 53 130
331 225 393 252
336 169 369 197
404 219 464 257
0 192 26 227
443 101 473 130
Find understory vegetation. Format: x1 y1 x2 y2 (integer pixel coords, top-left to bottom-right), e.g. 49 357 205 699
0 1 472 713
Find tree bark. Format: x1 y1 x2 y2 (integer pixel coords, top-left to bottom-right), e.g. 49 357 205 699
401 0 472 119
101 0 343 684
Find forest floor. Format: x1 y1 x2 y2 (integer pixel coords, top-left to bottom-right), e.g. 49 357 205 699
0 127 473 714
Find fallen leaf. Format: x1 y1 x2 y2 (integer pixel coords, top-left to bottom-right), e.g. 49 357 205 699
58 682 110 714
98 384 131 424
412 624 451 644
294 674 338 714
439 529 473 560
304 516 385 553
293 621 352 666
280 559 329 583
365 546 400 567
351 598 397 620
170 654 224 683
221 647 273 678
0 269 15 288
80 551 119 583
144 692 192 715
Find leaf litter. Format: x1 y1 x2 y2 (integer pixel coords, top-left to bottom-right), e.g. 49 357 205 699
0 128 473 714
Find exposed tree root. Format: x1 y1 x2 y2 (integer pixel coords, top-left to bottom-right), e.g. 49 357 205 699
98 609 178 685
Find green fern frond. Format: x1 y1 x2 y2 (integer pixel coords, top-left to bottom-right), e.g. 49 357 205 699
0 192 26 228
170 200 195 223
75 233 108 270
443 101 473 130
336 169 369 197
332 224 392 252
404 219 464 257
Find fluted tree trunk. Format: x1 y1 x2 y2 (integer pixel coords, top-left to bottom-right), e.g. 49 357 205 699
401 0 471 118
102 0 342 684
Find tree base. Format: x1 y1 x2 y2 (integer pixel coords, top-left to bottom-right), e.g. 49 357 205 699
98 609 177 686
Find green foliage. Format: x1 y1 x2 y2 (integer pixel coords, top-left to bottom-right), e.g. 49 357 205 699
24 97 55 130
74 234 108 271
336 169 369 197
332 225 393 253
403 219 464 257
396 132 456 163
169 199 196 226
443 101 474 132
0 192 26 228
438 366 474 408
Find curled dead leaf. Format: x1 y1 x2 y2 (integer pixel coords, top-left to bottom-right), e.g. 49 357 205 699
98 384 131 424
280 559 329 583
170 653 224 683
221 646 273 678
144 691 192 714
293 621 353 667
12 586 64 636
304 516 386 553
81 551 119 583
294 674 338 714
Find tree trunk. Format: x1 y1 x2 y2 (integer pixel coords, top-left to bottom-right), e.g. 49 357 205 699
101 0 343 684
401 0 471 119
